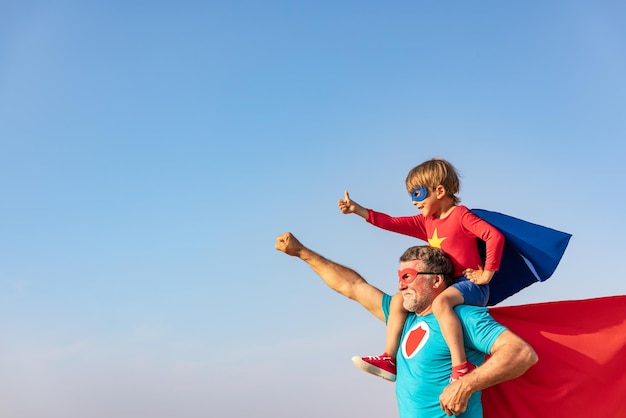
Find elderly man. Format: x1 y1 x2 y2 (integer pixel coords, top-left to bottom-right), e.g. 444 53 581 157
275 232 537 418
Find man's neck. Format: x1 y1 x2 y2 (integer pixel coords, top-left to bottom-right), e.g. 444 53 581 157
414 306 434 316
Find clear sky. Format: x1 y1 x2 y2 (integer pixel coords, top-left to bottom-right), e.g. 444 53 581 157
1 1 625 417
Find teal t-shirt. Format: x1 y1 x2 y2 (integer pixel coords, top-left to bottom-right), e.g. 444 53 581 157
382 293 506 418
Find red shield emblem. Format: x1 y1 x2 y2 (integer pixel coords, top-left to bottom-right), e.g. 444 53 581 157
402 321 430 358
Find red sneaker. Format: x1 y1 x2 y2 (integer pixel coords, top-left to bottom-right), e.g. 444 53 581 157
450 361 477 382
351 354 397 382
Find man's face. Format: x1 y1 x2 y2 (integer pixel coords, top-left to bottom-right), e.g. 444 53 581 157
397 260 436 314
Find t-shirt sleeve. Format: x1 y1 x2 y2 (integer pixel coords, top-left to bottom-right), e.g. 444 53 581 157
381 293 393 325
457 306 507 353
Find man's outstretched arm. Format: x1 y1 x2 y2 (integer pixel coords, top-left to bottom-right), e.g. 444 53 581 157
275 232 386 322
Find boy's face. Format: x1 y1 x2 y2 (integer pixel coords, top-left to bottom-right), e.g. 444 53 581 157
410 185 440 217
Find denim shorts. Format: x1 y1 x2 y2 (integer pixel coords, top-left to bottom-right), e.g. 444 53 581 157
452 276 489 307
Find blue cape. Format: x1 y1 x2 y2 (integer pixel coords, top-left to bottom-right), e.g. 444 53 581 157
471 209 572 305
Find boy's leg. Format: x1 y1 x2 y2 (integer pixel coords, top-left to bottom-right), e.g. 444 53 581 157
351 292 406 382
384 291 407 357
432 287 476 380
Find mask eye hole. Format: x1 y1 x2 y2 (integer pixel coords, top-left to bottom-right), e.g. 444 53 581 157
410 186 428 203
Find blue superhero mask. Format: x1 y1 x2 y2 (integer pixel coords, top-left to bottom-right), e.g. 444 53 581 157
410 186 429 203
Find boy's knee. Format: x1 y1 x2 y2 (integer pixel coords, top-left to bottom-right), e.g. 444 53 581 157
432 295 453 316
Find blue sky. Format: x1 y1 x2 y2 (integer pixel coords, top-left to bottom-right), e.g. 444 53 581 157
1 1 625 417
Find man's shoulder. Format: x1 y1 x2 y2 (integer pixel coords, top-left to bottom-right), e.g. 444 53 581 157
455 305 507 339
454 305 493 322
454 304 488 314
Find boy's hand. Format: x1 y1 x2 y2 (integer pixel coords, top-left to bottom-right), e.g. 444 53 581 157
464 267 494 285
338 190 356 214
338 190 369 219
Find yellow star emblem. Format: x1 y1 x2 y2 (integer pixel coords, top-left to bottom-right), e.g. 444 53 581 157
428 228 446 248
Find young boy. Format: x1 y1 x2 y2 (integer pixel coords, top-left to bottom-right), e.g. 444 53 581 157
338 158 505 383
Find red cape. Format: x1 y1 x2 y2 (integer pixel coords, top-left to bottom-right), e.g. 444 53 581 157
485 295 626 417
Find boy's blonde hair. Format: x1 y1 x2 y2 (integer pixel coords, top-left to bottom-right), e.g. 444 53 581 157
405 158 461 205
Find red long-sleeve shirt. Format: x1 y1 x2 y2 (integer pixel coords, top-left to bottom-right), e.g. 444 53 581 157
367 205 504 278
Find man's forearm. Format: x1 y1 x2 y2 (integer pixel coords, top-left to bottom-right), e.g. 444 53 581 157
461 330 537 393
298 247 366 300
439 330 537 416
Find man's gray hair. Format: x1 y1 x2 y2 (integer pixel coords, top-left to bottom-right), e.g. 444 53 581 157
399 246 455 286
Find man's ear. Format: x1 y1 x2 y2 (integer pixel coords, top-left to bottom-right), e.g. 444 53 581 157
432 274 446 289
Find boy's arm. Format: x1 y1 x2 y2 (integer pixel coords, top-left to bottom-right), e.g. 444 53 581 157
368 210 428 240
461 211 505 285
275 232 386 322
338 190 369 219
339 190 427 240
